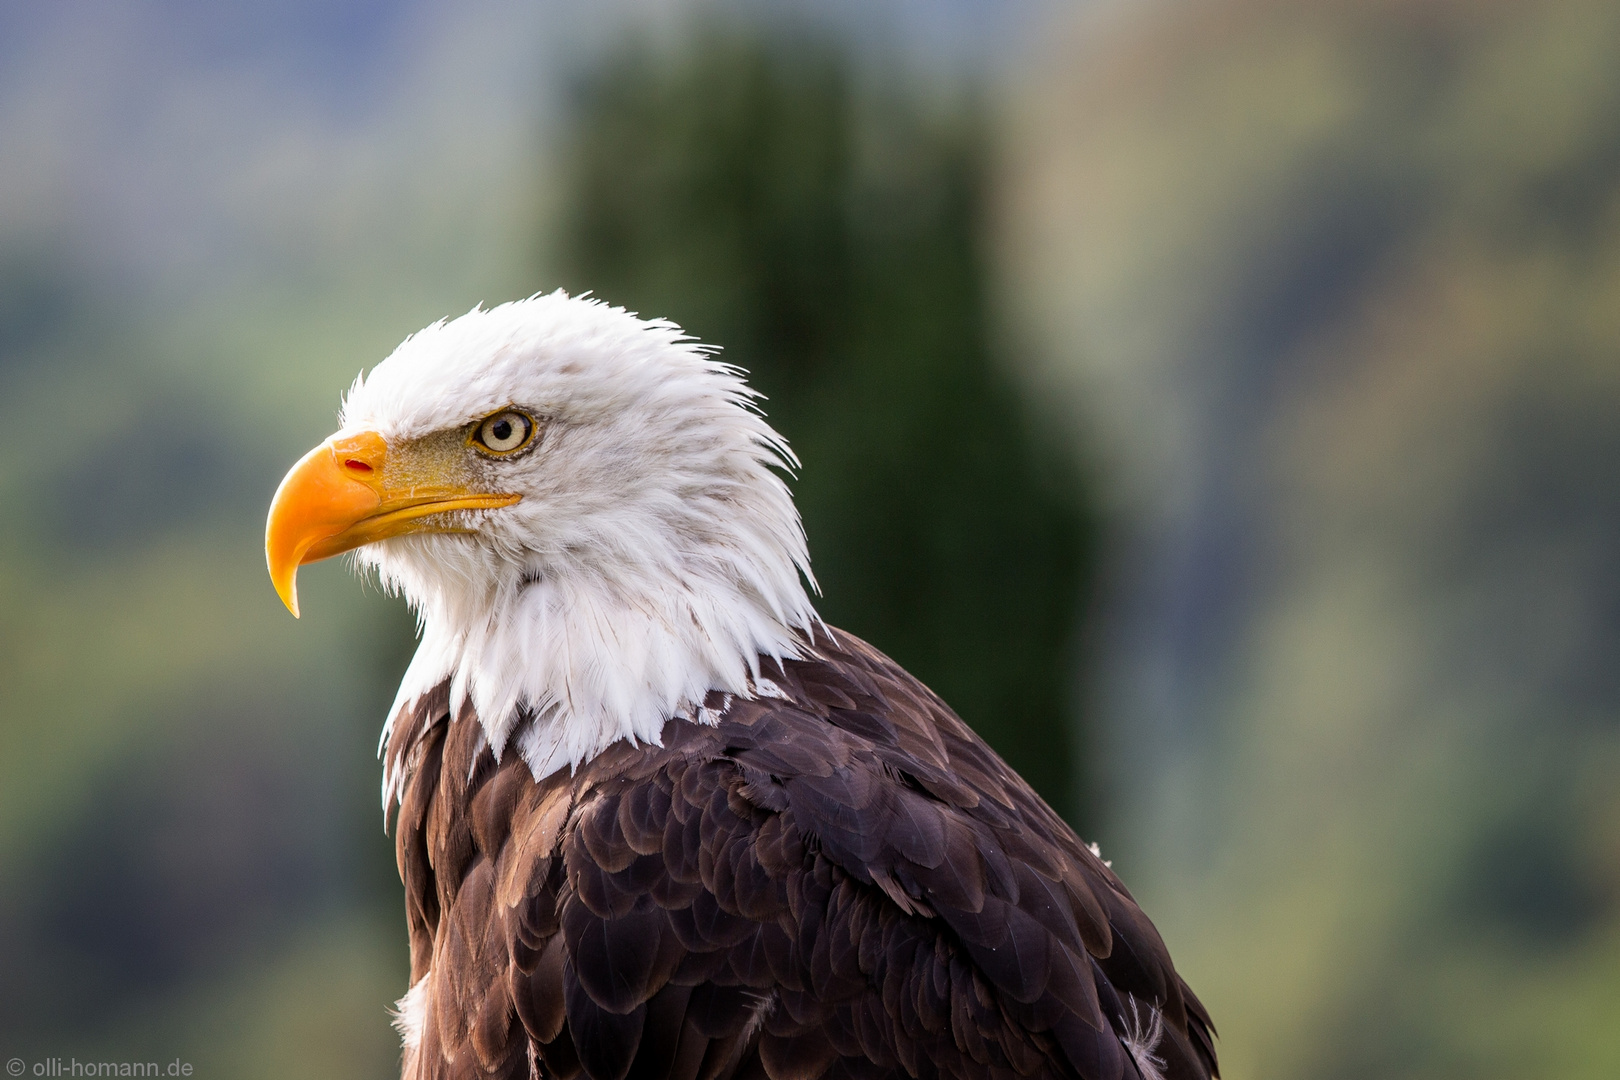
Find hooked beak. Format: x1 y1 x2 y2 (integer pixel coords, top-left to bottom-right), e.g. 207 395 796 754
265 430 520 617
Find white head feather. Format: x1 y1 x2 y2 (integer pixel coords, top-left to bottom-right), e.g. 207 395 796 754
338 292 820 792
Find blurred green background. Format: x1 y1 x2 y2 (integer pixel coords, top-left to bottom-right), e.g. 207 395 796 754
1 1 1617 1077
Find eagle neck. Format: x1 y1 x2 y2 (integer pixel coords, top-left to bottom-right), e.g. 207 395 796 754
383 566 812 786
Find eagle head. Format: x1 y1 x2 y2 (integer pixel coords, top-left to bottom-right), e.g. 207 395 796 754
266 292 819 781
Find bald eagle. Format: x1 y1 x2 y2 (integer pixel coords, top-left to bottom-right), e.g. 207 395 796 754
265 293 1217 1080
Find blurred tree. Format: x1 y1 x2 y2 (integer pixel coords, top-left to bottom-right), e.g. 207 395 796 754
551 23 1094 817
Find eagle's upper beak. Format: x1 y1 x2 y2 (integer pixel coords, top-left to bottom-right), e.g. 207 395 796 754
265 430 520 617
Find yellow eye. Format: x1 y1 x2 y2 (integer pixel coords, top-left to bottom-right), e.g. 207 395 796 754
473 410 534 455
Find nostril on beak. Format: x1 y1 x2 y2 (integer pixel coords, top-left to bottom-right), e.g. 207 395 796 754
345 459 374 473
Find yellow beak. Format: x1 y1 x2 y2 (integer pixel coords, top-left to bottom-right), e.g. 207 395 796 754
265 429 520 617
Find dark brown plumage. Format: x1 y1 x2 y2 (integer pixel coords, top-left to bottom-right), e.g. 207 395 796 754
385 627 1217 1080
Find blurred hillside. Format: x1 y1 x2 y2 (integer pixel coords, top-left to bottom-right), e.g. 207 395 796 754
1002 0 1620 1076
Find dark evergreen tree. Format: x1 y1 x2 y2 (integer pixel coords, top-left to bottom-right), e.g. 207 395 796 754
551 24 1093 816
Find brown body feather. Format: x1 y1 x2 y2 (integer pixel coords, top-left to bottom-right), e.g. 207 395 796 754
385 628 1217 1080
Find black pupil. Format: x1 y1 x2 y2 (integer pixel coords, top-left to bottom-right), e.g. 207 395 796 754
491 419 513 442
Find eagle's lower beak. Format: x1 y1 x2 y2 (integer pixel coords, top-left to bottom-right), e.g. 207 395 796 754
265 430 520 617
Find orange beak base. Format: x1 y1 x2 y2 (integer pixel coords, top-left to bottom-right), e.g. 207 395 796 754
265 430 520 617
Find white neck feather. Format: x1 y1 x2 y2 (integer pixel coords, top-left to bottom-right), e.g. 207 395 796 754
382 550 815 786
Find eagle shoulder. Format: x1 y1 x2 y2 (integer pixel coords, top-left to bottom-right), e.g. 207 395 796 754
384 628 1217 1080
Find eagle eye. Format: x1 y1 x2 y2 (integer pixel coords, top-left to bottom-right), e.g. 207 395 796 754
473 410 535 456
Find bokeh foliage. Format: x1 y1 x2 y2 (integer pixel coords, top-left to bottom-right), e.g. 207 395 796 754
553 24 1093 816
0 297 414 1078
1003 0 1620 1076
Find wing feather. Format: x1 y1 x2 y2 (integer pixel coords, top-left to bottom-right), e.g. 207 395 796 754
387 627 1216 1080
